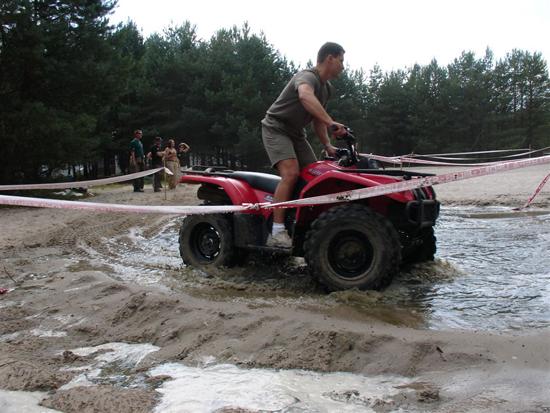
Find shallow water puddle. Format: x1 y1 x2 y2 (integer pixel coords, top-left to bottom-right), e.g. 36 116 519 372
150 361 412 413
0 299 18 309
0 332 21 342
78 206 550 332
0 390 61 413
59 342 160 390
53 342 418 412
79 221 182 285
420 206 550 330
70 341 159 364
30 328 67 338
458 209 550 219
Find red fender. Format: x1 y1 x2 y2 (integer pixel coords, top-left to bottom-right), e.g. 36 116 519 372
299 170 415 203
295 170 416 223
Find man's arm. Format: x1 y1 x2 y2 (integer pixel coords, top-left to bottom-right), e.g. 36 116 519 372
313 119 337 157
129 145 136 164
297 83 345 135
297 83 332 125
298 83 343 156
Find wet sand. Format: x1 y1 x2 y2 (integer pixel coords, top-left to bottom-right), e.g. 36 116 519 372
1 164 550 412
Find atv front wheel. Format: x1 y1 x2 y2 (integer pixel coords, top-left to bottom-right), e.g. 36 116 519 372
401 227 437 265
179 214 236 267
304 204 401 291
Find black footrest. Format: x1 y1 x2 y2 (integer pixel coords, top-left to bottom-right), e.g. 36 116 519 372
244 244 292 255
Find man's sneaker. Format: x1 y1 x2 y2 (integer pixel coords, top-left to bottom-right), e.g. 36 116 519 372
266 231 292 249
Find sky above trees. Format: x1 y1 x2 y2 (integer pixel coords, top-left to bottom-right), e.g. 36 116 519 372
110 0 550 71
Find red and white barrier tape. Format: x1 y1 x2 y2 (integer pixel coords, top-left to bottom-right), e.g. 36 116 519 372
406 146 550 162
0 194 250 215
0 167 172 191
515 171 550 210
363 153 517 167
421 148 531 156
264 155 550 209
1 155 549 214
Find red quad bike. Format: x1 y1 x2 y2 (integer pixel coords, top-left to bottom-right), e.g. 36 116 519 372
178 128 440 291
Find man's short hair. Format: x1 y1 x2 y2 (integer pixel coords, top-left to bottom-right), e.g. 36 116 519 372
317 42 345 63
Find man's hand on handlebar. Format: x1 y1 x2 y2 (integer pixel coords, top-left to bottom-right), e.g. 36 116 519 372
325 123 355 158
329 122 347 137
324 143 338 157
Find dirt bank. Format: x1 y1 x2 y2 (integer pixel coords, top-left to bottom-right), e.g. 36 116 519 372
1 165 549 412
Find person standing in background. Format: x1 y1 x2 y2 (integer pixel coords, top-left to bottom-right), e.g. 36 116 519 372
177 142 190 169
129 129 145 192
150 136 164 192
164 139 180 189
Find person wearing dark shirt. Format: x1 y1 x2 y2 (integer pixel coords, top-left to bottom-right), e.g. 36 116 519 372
129 129 145 192
150 136 164 192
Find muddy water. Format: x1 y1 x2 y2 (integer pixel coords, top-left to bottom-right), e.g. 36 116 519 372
83 207 550 332
150 361 413 412
389 206 550 330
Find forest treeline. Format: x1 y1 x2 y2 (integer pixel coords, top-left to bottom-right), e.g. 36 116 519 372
1 0 549 183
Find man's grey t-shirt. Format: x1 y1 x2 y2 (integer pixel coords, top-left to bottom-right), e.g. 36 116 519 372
262 68 332 138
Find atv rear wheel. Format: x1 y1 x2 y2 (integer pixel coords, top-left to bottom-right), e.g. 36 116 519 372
179 214 236 267
304 204 401 291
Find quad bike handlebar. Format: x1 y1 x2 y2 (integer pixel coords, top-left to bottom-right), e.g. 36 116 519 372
329 124 359 167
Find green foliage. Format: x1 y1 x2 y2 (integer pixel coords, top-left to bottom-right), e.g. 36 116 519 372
362 50 550 155
328 69 369 151
0 0 119 181
492 50 550 148
1 2 549 183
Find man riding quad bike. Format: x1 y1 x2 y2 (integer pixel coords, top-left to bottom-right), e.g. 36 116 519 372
178 129 439 291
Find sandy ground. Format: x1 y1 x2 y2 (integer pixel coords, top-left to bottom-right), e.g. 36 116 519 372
404 163 550 207
1 164 550 412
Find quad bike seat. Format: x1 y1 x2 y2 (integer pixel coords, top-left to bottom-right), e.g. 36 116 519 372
185 167 281 193
231 171 281 193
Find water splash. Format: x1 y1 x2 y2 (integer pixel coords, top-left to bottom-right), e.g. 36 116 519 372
78 209 550 331
150 362 412 413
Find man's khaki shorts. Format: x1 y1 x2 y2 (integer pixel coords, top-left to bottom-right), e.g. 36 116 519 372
262 123 316 169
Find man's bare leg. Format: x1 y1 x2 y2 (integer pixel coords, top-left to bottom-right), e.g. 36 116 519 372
267 158 299 248
273 158 299 223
